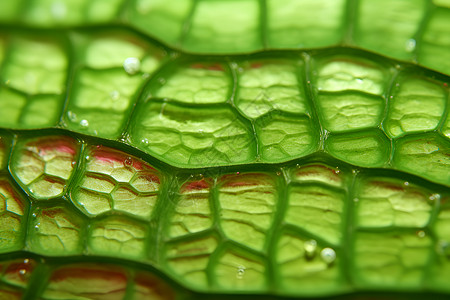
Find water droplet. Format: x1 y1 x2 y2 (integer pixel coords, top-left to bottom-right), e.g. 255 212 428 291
141 138 149 145
276 171 281 176
80 119 89 127
110 90 120 101
334 167 340 174
19 269 26 275
321 247 336 264
124 157 133 167
158 78 166 85
32 213 36 217
236 266 245 279
356 78 363 84
417 230 426 238
429 193 440 201
23 259 29 264
71 161 76 167
29 188 34 194
404 181 409 186
405 39 416 52
304 239 317 259
67 111 77 121
353 197 359 202
395 83 400 87
34 224 40 230
123 57 141 75
85 155 90 161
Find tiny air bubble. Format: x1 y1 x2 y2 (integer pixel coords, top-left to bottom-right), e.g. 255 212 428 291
110 90 120 101
123 57 141 75
321 247 336 264
405 39 416 52
236 266 245 279
80 119 89 127
417 230 426 238
304 239 317 259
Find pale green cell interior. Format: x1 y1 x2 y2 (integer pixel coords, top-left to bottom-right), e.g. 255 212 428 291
214 250 266 291
317 92 384 132
183 0 261 53
0 181 26 253
237 62 307 118
128 0 193 45
354 0 426 60
155 65 230 104
11 136 78 200
257 116 317 162
316 58 386 95
169 187 212 238
326 131 390 168
24 0 123 25
267 0 345 49
3 37 67 95
89 217 146 259
386 76 447 138
354 231 432 288
132 102 255 167
29 206 83 255
276 234 343 295
166 236 218 290
286 185 345 245
218 175 277 251
394 135 450 186
355 178 432 228
419 8 450 76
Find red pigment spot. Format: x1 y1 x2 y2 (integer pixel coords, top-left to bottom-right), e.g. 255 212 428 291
371 181 404 192
4 259 36 285
444 83 448 87
295 165 340 182
92 147 156 171
221 173 270 188
41 208 62 219
190 63 223 71
134 272 175 300
143 173 160 185
30 136 77 156
250 63 263 69
0 181 24 211
182 179 210 192
51 265 127 284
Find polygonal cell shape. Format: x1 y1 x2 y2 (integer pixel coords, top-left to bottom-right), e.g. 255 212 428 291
12 136 79 199
182 0 262 53
153 62 230 104
0 36 66 129
385 75 447 138
354 177 433 228
41 264 128 300
314 56 387 132
0 180 27 253
28 206 84 255
165 236 218 290
131 101 255 167
64 32 166 138
276 233 343 296
72 145 161 218
217 173 278 251
236 60 308 119
168 177 213 238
